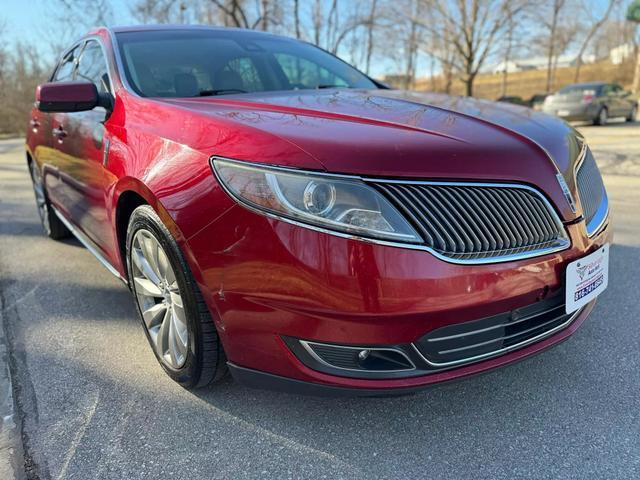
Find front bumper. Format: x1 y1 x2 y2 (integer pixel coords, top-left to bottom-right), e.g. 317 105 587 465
188 202 611 395
229 301 594 397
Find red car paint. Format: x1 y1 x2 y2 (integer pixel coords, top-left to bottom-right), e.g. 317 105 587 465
26 26 611 394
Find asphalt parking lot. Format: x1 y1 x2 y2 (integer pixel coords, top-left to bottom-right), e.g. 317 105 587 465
1 121 639 480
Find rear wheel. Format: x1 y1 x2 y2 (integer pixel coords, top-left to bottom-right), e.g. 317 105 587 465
627 105 637 122
28 160 69 239
594 107 608 126
126 205 227 388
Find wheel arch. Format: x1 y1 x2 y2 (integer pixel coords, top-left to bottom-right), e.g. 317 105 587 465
113 177 205 286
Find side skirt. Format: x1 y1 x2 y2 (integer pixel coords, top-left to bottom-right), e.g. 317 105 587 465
51 206 128 286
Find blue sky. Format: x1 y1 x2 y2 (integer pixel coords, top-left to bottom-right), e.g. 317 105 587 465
3 0 131 50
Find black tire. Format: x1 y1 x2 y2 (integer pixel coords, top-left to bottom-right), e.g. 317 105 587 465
626 105 637 123
126 205 227 388
594 107 608 126
28 160 70 240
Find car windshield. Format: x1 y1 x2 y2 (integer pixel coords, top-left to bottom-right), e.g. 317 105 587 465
115 29 378 98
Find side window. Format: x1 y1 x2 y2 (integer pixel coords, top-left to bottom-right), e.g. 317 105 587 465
274 53 348 88
76 41 111 94
601 85 612 96
53 47 79 82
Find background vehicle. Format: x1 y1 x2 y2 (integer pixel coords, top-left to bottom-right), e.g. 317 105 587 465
25 26 611 395
528 93 550 111
496 95 527 105
543 81 638 125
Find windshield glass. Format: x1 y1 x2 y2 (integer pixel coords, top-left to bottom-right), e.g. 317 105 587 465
115 29 377 98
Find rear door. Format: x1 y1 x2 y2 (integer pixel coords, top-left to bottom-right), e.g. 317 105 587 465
55 39 116 257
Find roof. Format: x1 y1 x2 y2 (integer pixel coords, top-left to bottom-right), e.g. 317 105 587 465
109 24 278 37
565 82 607 88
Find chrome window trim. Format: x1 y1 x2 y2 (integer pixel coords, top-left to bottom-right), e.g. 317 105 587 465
76 37 116 98
107 27 144 98
51 206 128 285
210 156 571 265
299 340 416 373
573 144 610 237
411 304 585 369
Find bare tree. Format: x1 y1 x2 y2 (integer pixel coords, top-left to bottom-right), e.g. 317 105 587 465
418 0 523 97
500 7 517 97
628 0 640 94
364 0 378 75
541 0 567 92
209 0 263 28
293 0 301 39
574 0 617 82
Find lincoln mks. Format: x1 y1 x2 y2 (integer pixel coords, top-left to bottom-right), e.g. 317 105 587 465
26 26 611 395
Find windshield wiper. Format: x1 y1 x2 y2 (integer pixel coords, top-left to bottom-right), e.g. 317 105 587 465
315 84 350 89
198 89 248 96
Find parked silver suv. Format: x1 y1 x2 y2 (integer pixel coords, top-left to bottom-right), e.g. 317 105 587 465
543 82 637 125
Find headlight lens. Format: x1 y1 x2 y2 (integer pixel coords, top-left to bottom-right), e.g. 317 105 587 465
212 158 421 243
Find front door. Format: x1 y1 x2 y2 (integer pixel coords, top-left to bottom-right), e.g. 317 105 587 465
52 39 116 259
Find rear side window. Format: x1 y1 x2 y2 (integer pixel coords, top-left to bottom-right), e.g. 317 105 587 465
76 41 111 94
53 47 79 82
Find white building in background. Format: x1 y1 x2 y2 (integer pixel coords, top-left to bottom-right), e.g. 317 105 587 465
609 43 635 65
491 54 596 74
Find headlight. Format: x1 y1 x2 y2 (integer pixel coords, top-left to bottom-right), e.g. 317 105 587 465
212 158 421 243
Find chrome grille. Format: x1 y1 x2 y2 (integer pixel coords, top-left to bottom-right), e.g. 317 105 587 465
371 181 569 262
576 149 607 235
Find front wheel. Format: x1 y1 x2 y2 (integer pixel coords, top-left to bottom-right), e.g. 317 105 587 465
627 105 637 123
126 205 227 388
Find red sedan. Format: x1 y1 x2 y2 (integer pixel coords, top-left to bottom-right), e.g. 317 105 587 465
26 25 611 395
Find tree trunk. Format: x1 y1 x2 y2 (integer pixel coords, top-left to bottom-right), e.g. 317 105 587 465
501 18 514 97
633 46 640 94
465 75 474 97
294 0 301 39
545 0 561 93
261 0 269 31
364 0 377 75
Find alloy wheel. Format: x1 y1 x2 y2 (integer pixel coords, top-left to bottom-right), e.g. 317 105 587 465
30 162 50 234
131 229 189 369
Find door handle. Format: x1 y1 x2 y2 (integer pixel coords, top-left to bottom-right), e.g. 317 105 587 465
52 125 68 142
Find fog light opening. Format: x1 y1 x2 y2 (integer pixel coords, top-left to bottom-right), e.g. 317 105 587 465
298 340 415 372
356 349 414 371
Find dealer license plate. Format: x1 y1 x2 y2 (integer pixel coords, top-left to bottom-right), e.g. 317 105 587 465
565 244 609 314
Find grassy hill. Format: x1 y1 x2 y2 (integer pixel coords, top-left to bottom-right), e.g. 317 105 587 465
411 57 637 100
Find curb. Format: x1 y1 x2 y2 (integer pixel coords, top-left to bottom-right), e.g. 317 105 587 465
0 300 25 480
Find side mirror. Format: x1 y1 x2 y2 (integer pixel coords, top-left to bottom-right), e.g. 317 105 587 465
36 81 101 113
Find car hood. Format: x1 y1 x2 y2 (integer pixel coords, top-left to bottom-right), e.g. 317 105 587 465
162 89 583 219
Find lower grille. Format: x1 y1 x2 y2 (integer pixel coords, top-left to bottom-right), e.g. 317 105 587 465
414 293 576 367
371 180 569 263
